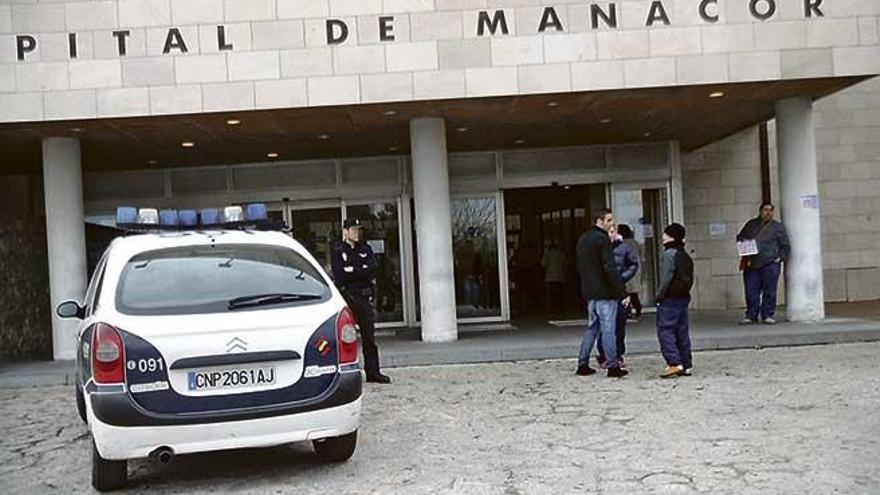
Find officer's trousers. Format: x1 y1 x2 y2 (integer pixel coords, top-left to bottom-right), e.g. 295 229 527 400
347 293 381 375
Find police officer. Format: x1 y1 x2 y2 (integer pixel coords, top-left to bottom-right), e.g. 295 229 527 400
331 218 391 384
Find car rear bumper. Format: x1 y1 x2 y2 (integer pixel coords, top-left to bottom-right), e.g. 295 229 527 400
88 369 362 427
90 395 361 460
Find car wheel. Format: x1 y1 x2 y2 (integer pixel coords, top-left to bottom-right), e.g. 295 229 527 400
312 430 357 463
92 439 127 492
75 385 87 423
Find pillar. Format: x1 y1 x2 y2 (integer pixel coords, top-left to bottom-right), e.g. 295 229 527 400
775 97 824 321
42 137 88 360
409 118 457 342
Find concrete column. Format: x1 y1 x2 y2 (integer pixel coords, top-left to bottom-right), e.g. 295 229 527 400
409 118 457 342
775 97 824 322
42 137 88 360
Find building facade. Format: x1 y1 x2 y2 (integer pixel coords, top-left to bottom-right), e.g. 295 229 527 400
1 0 879 359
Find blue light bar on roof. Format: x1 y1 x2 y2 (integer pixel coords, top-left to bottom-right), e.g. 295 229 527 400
159 209 178 226
246 203 268 221
200 208 220 225
116 206 137 225
179 210 197 226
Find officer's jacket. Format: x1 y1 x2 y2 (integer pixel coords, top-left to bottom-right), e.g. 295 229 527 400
331 240 377 291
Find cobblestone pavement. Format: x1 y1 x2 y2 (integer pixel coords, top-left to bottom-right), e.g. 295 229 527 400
1 343 878 495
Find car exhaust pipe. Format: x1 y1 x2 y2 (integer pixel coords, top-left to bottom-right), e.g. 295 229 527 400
150 446 175 464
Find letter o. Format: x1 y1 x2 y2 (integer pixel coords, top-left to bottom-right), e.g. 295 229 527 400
749 0 776 21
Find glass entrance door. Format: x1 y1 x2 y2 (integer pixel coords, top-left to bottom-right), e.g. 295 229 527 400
290 205 341 275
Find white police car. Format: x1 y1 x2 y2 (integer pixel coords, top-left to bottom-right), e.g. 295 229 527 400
57 205 362 491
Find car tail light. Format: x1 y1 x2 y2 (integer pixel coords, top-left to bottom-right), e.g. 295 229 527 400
92 323 125 384
336 307 359 365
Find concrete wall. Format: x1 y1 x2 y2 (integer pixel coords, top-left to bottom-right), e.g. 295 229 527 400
681 127 764 310
0 175 51 359
2 0 879 123
813 77 880 302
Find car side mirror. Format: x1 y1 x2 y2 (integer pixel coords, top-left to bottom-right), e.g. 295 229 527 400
56 300 85 319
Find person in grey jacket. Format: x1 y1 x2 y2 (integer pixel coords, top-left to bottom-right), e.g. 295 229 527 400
597 224 639 369
736 202 790 325
655 223 694 379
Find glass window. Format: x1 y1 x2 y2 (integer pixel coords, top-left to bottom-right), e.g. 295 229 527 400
116 244 329 315
291 207 342 274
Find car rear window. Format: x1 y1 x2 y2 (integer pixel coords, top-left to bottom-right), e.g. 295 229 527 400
116 244 330 315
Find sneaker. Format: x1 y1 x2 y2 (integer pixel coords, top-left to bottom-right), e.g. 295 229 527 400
762 317 777 325
365 372 392 384
576 366 597 376
607 367 629 378
739 318 757 325
660 365 684 379
682 368 693 377
618 356 627 370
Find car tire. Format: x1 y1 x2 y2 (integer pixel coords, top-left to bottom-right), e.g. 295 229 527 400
312 430 357 463
75 385 87 423
92 439 127 492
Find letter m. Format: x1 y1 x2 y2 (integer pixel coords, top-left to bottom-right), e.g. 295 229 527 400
477 10 509 36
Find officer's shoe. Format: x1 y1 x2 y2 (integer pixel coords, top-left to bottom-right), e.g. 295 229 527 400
365 372 392 384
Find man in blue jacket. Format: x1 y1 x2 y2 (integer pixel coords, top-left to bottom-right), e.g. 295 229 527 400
736 203 790 325
575 209 629 378
656 223 694 379
597 224 639 369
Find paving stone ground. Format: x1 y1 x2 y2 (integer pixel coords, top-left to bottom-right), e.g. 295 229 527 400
1 343 878 494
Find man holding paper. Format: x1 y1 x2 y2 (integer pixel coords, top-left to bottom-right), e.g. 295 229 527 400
736 202 791 325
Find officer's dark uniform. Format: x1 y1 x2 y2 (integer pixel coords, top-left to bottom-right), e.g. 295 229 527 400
331 219 390 384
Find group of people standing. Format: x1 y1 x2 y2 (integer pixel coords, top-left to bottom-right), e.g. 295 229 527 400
575 209 695 379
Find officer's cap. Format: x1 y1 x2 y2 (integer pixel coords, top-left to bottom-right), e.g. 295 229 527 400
343 218 363 229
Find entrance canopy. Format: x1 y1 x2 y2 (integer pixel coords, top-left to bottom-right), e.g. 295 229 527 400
0 77 866 174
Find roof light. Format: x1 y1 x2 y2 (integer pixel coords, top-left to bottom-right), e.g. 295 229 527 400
181 141 194 148
267 152 279 158
200 208 220 225
116 207 137 225
246 203 268 221
226 119 241 125
179 210 198 226
159 209 179 226
138 208 159 225
223 206 244 223
709 91 725 98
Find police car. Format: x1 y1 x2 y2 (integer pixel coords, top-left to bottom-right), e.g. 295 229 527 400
57 205 362 491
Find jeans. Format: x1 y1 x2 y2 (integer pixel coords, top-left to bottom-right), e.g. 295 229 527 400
744 261 781 321
597 300 627 362
578 300 619 369
656 298 692 369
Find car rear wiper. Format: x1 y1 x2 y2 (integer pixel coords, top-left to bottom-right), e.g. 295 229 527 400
228 293 322 310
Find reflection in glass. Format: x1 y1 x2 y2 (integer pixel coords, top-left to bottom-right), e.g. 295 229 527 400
451 197 501 318
291 208 341 274
346 202 403 323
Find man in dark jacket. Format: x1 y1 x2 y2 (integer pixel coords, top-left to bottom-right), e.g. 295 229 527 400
331 218 390 384
575 209 628 378
656 223 694 379
736 202 790 325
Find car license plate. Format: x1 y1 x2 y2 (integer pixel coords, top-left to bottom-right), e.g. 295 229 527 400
187 366 276 391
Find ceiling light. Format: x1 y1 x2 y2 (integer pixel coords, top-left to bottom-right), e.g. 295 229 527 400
709 91 725 98
389 146 398 152
317 133 330 140
644 132 652 138
457 127 469 132
547 101 559 107
226 119 241 125
599 118 611 124
383 110 397 116
181 141 194 148
148 159 158 165
70 127 83 133
514 139 525 145
267 152 279 158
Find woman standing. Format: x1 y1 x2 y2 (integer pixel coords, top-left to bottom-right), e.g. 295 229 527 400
617 224 643 321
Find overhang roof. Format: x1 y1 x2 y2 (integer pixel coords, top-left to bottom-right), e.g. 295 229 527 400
0 77 866 175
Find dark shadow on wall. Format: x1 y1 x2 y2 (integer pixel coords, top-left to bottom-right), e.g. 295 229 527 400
0 175 51 360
